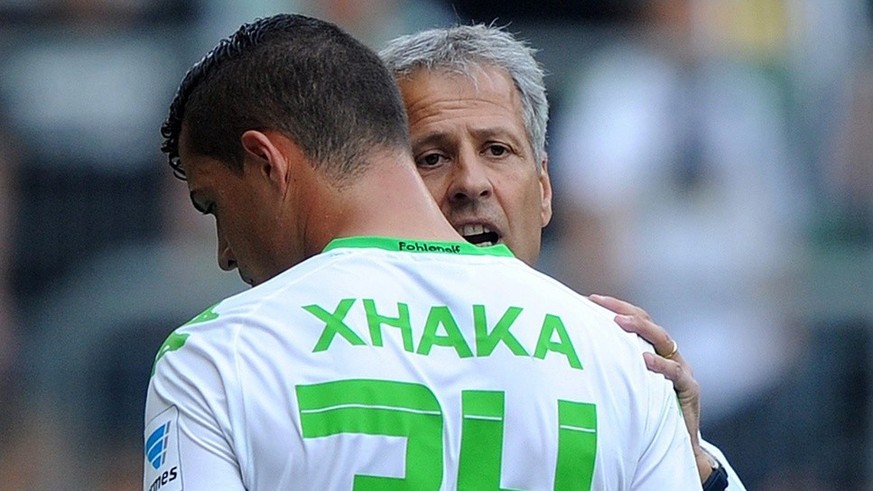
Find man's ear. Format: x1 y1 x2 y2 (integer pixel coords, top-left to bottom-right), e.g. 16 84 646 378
539 152 553 227
240 129 291 192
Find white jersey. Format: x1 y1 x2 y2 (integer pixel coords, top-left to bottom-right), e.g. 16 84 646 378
144 237 698 491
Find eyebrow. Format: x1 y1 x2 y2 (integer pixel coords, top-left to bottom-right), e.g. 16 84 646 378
469 127 525 149
411 127 525 151
410 131 454 150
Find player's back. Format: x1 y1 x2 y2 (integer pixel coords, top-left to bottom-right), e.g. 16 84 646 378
144 237 698 491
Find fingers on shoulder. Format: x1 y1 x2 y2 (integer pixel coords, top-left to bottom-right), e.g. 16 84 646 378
644 352 698 393
615 312 671 352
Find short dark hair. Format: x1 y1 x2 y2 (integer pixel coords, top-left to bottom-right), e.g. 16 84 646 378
161 13 410 181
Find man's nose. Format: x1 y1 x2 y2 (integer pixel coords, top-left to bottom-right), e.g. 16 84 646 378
448 152 492 203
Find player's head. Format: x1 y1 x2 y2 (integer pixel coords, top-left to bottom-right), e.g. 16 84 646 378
380 25 552 265
162 13 409 182
160 13 411 285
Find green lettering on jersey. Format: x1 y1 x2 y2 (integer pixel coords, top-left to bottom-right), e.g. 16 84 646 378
296 378 599 490
555 401 597 490
297 379 443 490
417 306 473 358
458 390 520 491
363 299 414 352
305 299 366 352
533 314 582 370
473 305 528 357
151 332 189 376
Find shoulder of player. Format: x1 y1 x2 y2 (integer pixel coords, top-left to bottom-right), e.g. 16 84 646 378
515 268 632 332
152 251 370 356
544 288 655 368
148 290 269 375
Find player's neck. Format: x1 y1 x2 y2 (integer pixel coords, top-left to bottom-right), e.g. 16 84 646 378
306 152 462 251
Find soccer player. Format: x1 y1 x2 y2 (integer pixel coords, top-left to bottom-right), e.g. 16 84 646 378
144 13 699 490
380 24 742 491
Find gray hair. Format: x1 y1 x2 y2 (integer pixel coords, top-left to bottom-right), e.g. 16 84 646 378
380 24 549 165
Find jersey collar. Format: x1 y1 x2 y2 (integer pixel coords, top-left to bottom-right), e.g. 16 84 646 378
323 236 515 258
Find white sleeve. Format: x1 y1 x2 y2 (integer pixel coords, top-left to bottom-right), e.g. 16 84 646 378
631 372 701 489
143 332 246 491
700 438 747 490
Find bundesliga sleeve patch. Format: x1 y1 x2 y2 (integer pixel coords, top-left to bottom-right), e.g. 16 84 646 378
144 406 183 491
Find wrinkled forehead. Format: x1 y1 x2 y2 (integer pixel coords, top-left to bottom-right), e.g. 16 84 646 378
407 67 534 153
408 62 517 94
403 65 523 117
404 65 536 148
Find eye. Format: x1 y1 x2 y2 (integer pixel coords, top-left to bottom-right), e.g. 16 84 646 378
415 152 447 168
485 144 510 158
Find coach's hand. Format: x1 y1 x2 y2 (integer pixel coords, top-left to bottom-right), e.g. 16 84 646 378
589 294 713 483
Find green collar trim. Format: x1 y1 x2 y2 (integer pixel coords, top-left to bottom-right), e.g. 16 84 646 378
323 236 514 258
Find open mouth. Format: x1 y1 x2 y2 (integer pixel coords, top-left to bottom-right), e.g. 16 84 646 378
459 224 499 247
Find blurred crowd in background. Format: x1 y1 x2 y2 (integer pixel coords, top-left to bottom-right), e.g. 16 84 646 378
0 0 870 489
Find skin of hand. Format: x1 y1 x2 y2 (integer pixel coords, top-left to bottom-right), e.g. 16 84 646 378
588 294 714 482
